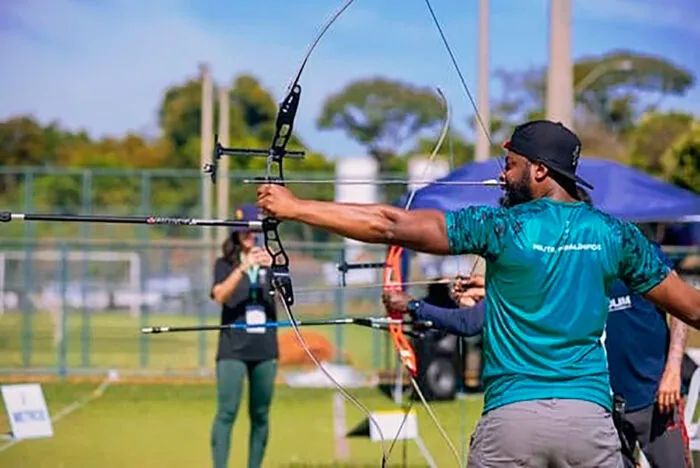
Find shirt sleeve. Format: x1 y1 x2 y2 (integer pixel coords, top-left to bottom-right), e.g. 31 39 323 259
652 242 675 270
415 300 485 337
211 258 232 298
617 223 672 294
444 206 508 260
213 258 232 284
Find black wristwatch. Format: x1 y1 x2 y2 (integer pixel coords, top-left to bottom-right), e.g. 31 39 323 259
407 300 422 318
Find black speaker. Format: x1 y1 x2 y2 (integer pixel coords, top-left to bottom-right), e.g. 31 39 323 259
413 330 464 401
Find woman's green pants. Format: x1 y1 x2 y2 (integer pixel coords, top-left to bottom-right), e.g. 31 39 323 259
211 359 277 468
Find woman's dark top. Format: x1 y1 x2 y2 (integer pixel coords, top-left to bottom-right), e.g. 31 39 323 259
212 256 278 362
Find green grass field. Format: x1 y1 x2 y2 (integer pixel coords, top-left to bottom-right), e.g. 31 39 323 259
4 307 700 375
0 302 392 374
0 306 484 465
0 381 483 467
3 305 700 467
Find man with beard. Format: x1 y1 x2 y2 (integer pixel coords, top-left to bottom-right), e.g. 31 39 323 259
257 119 700 467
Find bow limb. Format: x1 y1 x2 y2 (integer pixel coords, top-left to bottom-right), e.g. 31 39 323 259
383 87 449 378
378 86 462 466
423 0 504 178
383 244 418 375
256 1 392 465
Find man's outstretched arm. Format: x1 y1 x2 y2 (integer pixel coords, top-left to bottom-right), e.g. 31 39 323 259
257 184 451 255
643 272 700 329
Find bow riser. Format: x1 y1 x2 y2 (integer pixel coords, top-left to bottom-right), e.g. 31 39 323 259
383 245 419 376
262 217 294 307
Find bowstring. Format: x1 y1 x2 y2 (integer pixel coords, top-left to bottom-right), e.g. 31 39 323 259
274 283 390 467
422 0 505 173
411 376 462 465
263 0 394 464
417 1 502 465
384 87 449 463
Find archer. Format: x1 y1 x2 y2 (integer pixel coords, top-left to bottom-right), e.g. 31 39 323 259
256 119 700 467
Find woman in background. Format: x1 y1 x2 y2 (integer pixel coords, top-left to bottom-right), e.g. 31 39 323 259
210 204 278 468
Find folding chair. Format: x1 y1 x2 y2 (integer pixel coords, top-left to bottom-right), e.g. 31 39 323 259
685 366 700 453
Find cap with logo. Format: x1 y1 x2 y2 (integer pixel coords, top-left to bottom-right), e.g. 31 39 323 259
230 203 263 233
504 120 593 190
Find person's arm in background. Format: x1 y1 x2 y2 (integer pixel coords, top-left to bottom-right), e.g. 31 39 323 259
657 316 687 413
211 248 270 305
413 299 485 337
381 275 487 337
653 243 689 413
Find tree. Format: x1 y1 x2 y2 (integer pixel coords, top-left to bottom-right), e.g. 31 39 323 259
0 116 92 195
229 74 277 141
158 78 210 168
157 73 309 171
489 50 695 151
412 130 475 168
55 134 172 169
575 50 694 133
661 121 700 193
316 78 447 172
626 111 694 175
0 116 86 167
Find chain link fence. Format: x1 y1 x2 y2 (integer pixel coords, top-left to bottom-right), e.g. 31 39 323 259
0 167 430 378
0 238 420 378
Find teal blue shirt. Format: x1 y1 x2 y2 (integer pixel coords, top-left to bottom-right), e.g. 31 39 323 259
445 198 671 414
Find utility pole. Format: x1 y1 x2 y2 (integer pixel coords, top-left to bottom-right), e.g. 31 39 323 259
545 0 574 128
216 85 230 247
475 0 490 161
200 63 214 272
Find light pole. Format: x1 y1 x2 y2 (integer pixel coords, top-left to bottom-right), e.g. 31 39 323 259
475 0 490 162
200 63 214 297
546 0 573 128
216 86 230 247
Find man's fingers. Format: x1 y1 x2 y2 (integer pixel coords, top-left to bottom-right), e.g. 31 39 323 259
657 391 678 413
670 391 681 409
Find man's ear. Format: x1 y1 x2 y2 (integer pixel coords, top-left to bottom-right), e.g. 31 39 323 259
532 162 549 183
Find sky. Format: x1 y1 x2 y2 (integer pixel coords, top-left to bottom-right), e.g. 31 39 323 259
1 0 699 159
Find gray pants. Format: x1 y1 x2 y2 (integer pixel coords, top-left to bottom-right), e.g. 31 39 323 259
468 399 623 467
620 403 690 468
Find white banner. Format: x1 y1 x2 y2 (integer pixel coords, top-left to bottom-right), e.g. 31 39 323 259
1 384 53 439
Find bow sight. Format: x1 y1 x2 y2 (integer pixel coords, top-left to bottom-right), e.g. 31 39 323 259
203 135 306 184
202 85 307 185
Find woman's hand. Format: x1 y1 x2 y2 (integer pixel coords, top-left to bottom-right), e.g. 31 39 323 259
244 247 273 268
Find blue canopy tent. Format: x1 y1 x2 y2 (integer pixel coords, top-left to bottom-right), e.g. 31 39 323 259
404 158 700 223
395 158 700 281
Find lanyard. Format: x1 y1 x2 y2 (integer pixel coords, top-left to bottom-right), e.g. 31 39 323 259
240 253 260 301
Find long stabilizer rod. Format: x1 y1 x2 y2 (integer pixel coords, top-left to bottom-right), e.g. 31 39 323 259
0 211 262 229
141 316 433 337
243 178 503 186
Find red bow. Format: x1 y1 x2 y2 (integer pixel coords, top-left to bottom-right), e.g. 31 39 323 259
382 244 417 376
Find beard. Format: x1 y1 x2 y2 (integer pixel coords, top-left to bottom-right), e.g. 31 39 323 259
500 169 534 208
